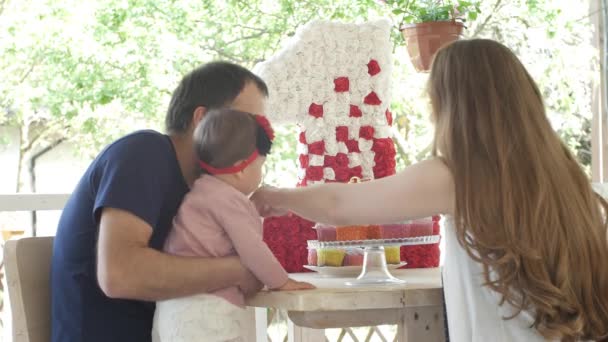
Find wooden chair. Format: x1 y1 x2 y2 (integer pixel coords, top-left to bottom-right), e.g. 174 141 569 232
4 237 54 342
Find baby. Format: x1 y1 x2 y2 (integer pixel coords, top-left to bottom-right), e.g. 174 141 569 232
153 109 314 342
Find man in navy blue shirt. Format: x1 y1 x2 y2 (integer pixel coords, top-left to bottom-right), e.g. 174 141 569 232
51 62 268 342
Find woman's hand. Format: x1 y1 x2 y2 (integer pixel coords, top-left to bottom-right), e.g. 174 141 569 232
251 186 288 217
275 278 316 291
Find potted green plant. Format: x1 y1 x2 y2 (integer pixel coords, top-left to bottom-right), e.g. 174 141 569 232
382 0 481 72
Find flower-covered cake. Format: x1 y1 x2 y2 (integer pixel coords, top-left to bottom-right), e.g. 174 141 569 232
256 20 440 271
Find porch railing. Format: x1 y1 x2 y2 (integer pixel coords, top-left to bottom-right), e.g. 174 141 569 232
0 193 398 342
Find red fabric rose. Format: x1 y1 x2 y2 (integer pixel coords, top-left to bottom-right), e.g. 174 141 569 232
283 223 301 245
335 167 351 182
272 246 289 269
324 155 336 167
374 167 393 179
375 154 397 169
372 138 397 179
305 166 324 181
263 217 286 267
334 77 349 92
374 152 397 179
288 216 316 272
289 245 309 272
349 105 362 118
308 141 325 155
263 214 317 272
345 140 360 153
295 215 316 229
304 229 317 241
367 59 381 76
263 219 282 244
359 126 375 140
377 169 396 179
254 114 275 141
350 166 363 179
432 216 441 234
364 91 382 105
385 109 393 126
399 243 441 269
372 138 392 153
263 230 282 247
335 126 349 142
308 103 324 118
299 131 307 144
299 154 309 168
335 153 349 167
308 141 325 154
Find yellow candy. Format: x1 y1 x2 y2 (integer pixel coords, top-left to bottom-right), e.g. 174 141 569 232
317 249 346 266
384 246 401 264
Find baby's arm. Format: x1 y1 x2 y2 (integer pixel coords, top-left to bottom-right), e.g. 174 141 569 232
218 198 314 291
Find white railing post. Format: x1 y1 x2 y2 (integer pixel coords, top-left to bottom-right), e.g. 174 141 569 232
0 194 70 212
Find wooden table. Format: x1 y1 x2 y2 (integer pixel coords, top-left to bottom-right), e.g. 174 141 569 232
246 268 445 342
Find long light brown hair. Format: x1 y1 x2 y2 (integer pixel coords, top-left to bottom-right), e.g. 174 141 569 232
429 39 608 341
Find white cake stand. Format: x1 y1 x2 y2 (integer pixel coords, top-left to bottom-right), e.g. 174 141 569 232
307 235 440 286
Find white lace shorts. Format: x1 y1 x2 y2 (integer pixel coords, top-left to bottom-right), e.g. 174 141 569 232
153 294 248 342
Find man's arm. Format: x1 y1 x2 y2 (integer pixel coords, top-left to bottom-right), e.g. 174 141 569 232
96 207 262 301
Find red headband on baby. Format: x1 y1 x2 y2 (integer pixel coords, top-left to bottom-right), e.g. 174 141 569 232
199 150 260 175
198 114 274 175
254 114 274 141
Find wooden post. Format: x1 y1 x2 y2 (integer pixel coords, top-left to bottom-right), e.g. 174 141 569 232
591 0 608 182
254 308 268 342
397 306 446 342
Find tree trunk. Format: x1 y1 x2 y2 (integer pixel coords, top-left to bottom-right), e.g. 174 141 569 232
15 122 65 236
16 123 34 193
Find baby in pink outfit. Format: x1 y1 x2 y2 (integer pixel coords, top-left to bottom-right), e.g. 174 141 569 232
154 109 314 342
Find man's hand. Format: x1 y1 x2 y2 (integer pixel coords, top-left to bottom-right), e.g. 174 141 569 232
251 186 288 217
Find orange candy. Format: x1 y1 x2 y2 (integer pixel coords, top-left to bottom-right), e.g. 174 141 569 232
336 225 382 241
367 225 382 239
336 226 368 241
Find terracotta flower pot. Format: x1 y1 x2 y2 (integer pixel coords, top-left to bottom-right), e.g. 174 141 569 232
401 20 464 72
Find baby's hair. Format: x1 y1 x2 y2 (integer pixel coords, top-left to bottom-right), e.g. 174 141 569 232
194 109 272 171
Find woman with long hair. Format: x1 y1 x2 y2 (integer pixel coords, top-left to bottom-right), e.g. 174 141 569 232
253 39 608 341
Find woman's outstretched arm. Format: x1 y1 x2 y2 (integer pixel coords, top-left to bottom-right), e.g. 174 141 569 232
252 158 455 225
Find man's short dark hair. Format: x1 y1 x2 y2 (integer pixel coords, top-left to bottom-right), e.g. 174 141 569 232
165 61 269 134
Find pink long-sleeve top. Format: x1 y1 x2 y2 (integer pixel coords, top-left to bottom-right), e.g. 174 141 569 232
164 175 289 307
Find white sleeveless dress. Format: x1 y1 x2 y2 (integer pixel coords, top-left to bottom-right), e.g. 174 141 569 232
442 216 555 341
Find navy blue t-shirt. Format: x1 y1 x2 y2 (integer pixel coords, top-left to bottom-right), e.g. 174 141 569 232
51 130 189 342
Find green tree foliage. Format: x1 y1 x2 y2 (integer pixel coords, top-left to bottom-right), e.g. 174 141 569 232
381 0 597 172
467 0 597 170
385 0 481 25
0 0 598 191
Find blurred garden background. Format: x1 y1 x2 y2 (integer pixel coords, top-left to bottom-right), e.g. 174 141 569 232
0 0 602 340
